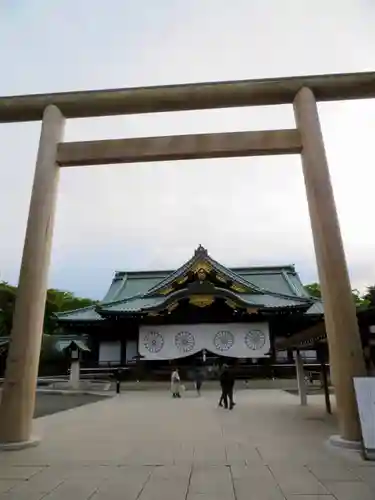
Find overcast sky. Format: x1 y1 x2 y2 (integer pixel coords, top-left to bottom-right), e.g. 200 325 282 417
0 0 375 299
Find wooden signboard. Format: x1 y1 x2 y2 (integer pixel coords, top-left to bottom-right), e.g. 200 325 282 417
353 377 375 460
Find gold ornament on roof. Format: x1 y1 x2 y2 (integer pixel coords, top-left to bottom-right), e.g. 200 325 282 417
177 276 188 285
189 295 214 308
192 261 212 274
225 299 238 309
216 274 227 283
167 302 178 312
197 268 207 281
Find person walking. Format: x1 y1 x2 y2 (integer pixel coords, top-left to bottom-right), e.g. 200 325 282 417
113 368 123 395
218 365 227 407
219 365 235 409
194 368 204 396
171 368 181 398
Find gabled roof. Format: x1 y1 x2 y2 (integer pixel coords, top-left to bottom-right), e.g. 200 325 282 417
103 246 310 303
144 245 260 296
56 245 321 322
55 338 91 352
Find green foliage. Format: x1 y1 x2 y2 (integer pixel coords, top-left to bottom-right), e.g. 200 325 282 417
44 289 97 335
363 286 375 307
304 282 321 298
0 282 17 336
0 281 97 336
304 282 372 309
351 289 370 309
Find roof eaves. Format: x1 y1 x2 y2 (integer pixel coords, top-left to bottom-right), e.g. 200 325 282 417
232 264 296 274
99 286 312 315
54 304 98 318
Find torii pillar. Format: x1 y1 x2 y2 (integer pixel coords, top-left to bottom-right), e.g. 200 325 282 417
0 105 65 448
293 88 366 443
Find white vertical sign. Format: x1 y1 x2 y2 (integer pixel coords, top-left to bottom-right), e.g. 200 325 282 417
353 377 375 460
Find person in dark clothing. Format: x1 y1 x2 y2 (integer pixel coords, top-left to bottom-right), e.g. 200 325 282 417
113 368 123 394
218 392 225 407
219 365 235 409
194 369 204 396
218 365 227 407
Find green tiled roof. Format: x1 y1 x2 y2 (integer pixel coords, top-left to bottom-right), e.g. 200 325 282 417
233 268 309 297
104 267 307 306
100 296 166 313
56 305 103 322
238 294 310 308
306 301 324 315
56 246 321 322
102 272 168 303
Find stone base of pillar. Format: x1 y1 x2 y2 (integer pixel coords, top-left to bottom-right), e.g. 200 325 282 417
69 359 80 390
328 434 362 451
0 436 40 451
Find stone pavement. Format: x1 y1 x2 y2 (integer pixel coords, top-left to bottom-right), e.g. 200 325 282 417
0 389 374 499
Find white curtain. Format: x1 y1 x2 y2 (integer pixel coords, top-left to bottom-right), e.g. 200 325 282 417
138 323 270 360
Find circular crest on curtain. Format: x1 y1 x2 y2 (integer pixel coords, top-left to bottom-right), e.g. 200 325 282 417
144 331 164 353
245 330 266 350
213 330 235 351
175 331 195 353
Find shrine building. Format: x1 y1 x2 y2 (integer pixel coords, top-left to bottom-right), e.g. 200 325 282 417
56 245 324 377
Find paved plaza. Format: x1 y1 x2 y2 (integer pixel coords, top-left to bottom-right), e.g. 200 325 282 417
0 389 374 499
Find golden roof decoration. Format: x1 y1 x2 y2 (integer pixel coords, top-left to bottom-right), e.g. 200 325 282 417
189 295 214 308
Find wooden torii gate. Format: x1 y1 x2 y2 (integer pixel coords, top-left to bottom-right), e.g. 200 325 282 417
0 71 374 448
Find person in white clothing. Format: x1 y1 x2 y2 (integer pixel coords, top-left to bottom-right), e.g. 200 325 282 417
171 368 181 398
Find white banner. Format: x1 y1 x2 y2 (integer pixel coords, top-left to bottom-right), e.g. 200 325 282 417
138 323 270 360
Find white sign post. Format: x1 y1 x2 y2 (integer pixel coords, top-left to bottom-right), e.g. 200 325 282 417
353 377 375 460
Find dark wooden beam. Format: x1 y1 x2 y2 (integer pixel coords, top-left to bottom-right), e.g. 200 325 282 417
1 71 375 122
57 129 301 167
275 320 326 350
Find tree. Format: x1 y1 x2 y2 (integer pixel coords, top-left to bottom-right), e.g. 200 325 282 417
44 289 97 335
363 286 375 307
304 282 321 298
0 281 96 336
304 282 370 309
351 289 370 309
0 282 17 336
